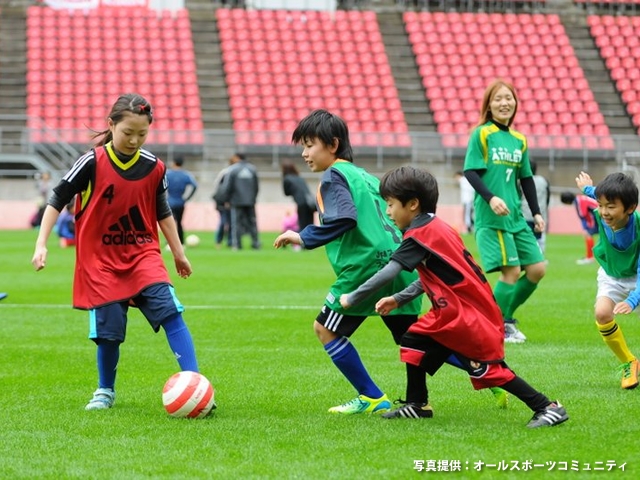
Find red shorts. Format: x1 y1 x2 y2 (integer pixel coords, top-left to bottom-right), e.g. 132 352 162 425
400 332 516 390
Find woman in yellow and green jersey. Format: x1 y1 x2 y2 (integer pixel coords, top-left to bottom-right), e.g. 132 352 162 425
463 79 546 344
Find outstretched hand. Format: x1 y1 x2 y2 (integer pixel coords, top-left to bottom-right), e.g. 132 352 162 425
576 171 593 191
375 296 399 315
32 246 48 271
274 230 301 249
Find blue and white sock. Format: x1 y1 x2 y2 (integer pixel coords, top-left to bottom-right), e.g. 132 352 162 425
324 337 383 399
163 314 199 372
97 340 119 390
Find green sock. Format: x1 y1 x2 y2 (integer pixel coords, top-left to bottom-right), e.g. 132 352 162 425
510 276 538 318
493 281 515 318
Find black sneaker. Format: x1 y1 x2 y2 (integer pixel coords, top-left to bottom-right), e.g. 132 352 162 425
527 401 568 428
381 402 433 419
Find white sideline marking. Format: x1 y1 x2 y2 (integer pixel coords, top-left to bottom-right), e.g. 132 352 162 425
0 304 317 310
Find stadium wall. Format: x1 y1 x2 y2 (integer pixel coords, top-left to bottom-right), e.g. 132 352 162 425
0 199 585 235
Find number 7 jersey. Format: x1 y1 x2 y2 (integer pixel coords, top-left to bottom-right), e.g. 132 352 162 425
463 121 533 232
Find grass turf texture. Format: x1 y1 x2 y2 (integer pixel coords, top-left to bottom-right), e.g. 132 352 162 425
1 230 638 479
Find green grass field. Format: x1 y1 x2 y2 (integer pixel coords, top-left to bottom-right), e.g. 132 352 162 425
1 230 639 479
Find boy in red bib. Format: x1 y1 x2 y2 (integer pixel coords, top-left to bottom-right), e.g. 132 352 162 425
340 166 568 428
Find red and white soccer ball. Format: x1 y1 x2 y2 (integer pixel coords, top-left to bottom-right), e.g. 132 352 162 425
162 371 216 418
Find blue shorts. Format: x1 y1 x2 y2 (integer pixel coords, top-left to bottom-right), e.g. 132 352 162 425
88 283 184 343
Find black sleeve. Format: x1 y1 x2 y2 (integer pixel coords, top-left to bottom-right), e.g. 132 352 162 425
464 169 494 203
48 154 95 211
283 176 292 197
521 176 541 217
156 166 172 220
157 190 172 220
390 237 428 271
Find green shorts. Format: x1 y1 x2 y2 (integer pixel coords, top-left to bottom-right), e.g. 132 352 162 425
475 226 544 273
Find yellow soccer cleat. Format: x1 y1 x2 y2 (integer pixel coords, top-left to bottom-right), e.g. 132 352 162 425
328 394 391 415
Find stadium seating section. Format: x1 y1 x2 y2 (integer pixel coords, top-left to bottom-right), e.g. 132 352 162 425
217 8 411 147
26 6 203 145
404 11 614 150
21 6 640 153
588 15 640 136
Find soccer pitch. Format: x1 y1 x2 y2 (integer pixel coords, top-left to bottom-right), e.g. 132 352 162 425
1 230 638 479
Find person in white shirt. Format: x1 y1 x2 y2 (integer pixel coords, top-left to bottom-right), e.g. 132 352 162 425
454 171 475 233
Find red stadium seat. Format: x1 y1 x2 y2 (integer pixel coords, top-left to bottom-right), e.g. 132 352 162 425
216 9 409 146
589 14 640 135
404 11 613 150
26 6 202 145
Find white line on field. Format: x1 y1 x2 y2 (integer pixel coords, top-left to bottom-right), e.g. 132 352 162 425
0 304 317 310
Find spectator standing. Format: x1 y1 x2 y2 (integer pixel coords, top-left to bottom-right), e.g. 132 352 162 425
521 160 550 254
454 170 475 233
166 157 198 245
211 159 233 249
216 153 260 250
31 171 53 228
282 161 316 231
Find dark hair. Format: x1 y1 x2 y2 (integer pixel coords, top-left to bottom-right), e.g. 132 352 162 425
234 153 246 161
530 160 537 175
478 79 518 127
173 156 184 167
596 172 639 210
560 191 576 205
92 93 153 146
380 165 439 214
281 161 299 176
291 109 353 162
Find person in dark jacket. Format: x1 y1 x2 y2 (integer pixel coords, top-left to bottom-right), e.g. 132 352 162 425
282 161 316 231
216 153 260 250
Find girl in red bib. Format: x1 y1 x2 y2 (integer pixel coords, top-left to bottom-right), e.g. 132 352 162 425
31 94 209 412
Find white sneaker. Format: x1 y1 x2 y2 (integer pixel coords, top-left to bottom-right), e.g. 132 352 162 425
504 320 526 344
576 257 595 265
85 388 115 410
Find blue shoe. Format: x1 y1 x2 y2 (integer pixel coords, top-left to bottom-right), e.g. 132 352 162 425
0 293 7 301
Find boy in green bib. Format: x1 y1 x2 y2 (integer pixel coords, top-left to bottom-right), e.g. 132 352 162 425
576 171 640 390
274 109 423 414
